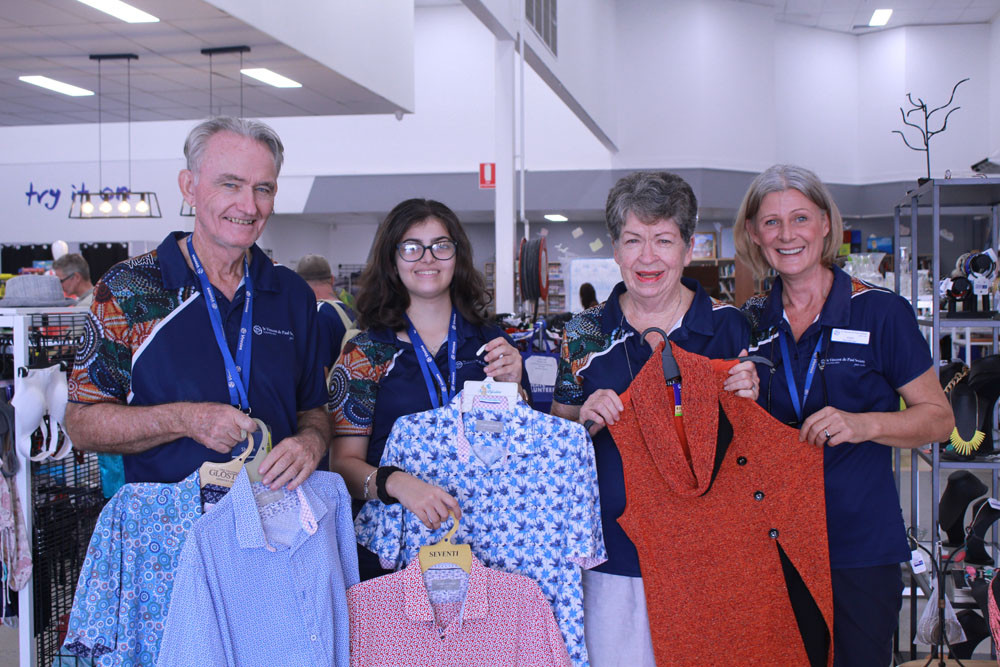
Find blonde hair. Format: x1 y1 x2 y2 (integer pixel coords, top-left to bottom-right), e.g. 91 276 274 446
733 164 844 278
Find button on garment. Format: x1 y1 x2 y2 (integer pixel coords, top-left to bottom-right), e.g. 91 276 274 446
157 470 359 667
62 471 203 664
354 393 605 667
347 556 571 667
608 344 834 667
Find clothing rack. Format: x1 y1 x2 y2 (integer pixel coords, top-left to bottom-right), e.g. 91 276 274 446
0 308 103 667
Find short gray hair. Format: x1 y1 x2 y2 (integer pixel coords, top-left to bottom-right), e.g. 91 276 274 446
605 171 698 244
52 253 91 282
183 116 285 177
733 164 844 278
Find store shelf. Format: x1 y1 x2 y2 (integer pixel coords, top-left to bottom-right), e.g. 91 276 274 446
919 317 1000 328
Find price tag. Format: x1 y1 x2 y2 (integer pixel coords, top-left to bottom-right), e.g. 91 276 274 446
973 276 991 295
910 549 927 574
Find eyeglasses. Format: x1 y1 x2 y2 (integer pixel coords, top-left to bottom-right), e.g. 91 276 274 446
396 239 457 262
58 272 76 284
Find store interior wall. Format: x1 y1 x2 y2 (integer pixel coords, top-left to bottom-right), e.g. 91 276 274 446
0 1 997 270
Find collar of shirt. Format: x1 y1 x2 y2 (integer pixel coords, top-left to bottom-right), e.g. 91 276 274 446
600 278 716 340
402 555 489 630
438 391 537 461
758 265 853 335
231 469 326 552
367 309 480 350
157 231 281 294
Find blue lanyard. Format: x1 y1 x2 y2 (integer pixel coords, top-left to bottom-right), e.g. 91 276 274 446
777 330 823 423
187 236 253 412
405 309 458 409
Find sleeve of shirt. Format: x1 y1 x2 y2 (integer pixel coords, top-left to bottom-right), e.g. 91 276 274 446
69 285 133 405
315 303 339 372
332 474 361 587
62 491 126 658
347 586 369 667
523 581 573 667
157 534 228 667
353 418 409 570
562 420 607 569
296 291 327 413
553 331 585 407
877 293 933 390
328 338 382 437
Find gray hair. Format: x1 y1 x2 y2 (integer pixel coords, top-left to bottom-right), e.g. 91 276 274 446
183 116 285 177
733 164 844 278
52 253 91 282
605 171 698 245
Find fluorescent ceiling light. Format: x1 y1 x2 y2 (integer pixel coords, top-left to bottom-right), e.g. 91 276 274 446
75 0 159 23
869 9 892 27
241 68 302 88
544 214 568 222
19 76 94 97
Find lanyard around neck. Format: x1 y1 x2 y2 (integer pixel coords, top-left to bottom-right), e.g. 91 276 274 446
777 330 823 424
187 235 254 412
405 309 458 410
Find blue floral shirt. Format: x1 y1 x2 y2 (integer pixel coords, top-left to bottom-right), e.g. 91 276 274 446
62 471 203 665
355 392 606 667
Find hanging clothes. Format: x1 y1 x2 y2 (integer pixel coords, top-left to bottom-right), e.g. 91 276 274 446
355 393 605 667
158 470 358 667
62 471 204 665
608 343 834 667
0 475 31 598
348 556 571 666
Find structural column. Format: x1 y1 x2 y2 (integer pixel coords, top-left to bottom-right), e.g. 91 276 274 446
493 37 516 314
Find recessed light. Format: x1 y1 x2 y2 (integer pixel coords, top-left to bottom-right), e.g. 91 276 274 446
18 76 94 97
869 9 892 27
75 0 159 23
241 68 302 88
544 214 568 222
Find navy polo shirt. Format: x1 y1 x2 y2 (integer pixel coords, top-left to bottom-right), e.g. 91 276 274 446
70 232 327 484
744 265 930 569
554 278 751 576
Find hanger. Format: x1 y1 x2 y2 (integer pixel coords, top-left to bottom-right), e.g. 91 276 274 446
199 418 271 491
640 327 680 383
418 512 471 573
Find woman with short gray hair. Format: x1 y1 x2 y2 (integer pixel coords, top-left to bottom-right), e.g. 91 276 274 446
551 170 757 666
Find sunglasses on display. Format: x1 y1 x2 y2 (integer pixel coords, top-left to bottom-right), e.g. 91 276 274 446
396 240 457 262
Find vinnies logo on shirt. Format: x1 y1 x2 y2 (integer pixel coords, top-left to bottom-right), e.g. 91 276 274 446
252 324 294 341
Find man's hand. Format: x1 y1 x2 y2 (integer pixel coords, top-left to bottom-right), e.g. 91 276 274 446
258 408 330 491
184 403 257 454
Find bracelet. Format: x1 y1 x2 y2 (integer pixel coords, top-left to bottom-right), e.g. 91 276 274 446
376 466 404 505
362 468 378 501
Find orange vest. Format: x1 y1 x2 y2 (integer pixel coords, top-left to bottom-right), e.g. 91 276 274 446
609 343 834 666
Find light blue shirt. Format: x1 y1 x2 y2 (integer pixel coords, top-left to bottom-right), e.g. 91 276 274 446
157 470 359 667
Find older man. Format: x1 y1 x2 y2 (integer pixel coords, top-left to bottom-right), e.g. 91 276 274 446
65 116 329 490
53 253 96 309
295 253 356 373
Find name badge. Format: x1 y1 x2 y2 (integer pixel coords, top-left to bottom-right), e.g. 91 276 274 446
831 328 870 345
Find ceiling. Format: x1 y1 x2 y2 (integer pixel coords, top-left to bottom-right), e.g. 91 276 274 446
733 0 1000 32
0 0 400 127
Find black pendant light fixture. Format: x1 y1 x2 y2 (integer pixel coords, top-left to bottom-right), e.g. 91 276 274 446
69 53 161 219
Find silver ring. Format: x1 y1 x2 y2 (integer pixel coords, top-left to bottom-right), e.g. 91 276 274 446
823 429 831 439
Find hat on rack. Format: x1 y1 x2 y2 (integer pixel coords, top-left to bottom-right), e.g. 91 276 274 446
0 274 76 308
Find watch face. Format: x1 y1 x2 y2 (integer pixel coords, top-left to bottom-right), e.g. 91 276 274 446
950 276 972 299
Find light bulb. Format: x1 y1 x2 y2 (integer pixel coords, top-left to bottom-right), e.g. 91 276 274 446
81 197 94 215
135 196 149 214
98 197 112 214
118 197 131 214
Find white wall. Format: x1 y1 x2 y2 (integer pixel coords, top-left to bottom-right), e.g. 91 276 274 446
992 16 1000 158
205 0 415 111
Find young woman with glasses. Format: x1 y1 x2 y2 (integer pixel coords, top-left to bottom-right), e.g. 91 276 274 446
328 198 527 580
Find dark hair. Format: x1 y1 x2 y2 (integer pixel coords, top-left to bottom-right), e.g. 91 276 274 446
355 199 490 330
579 282 597 309
605 171 698 244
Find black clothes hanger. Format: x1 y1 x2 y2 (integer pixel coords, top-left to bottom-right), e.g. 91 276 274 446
640 327 680 383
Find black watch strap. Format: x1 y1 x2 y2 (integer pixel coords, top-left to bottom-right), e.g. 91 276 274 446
375 465 403 505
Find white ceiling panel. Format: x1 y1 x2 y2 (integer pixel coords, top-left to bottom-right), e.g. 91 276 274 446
732 0 1000 31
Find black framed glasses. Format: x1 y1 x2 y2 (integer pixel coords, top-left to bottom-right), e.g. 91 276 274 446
58 272 76 284
396 239 457 262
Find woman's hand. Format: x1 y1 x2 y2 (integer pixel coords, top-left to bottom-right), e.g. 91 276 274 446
800 406 872 447
579 388 624 436
483 336 522 384
386 471 462 530
723 349 759 400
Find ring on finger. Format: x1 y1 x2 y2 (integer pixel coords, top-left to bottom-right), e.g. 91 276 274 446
823 429 832 446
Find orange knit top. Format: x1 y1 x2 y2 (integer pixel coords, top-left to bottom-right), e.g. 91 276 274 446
608 343 834 666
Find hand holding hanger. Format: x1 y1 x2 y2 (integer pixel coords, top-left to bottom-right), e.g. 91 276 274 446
185 403 257 454
477 337 522 384
418 511 471 573
385 472 462 531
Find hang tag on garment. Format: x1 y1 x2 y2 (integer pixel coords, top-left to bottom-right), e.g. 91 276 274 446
475 420 504 434
830 328 870 345
910 549 927 575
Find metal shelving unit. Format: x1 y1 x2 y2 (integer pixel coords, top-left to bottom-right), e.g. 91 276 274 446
893 179 1000 660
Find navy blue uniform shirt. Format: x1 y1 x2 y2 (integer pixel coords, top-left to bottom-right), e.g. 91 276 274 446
70 232 327 484
744 265 931 569
316 300 354 372
554 278 751 576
